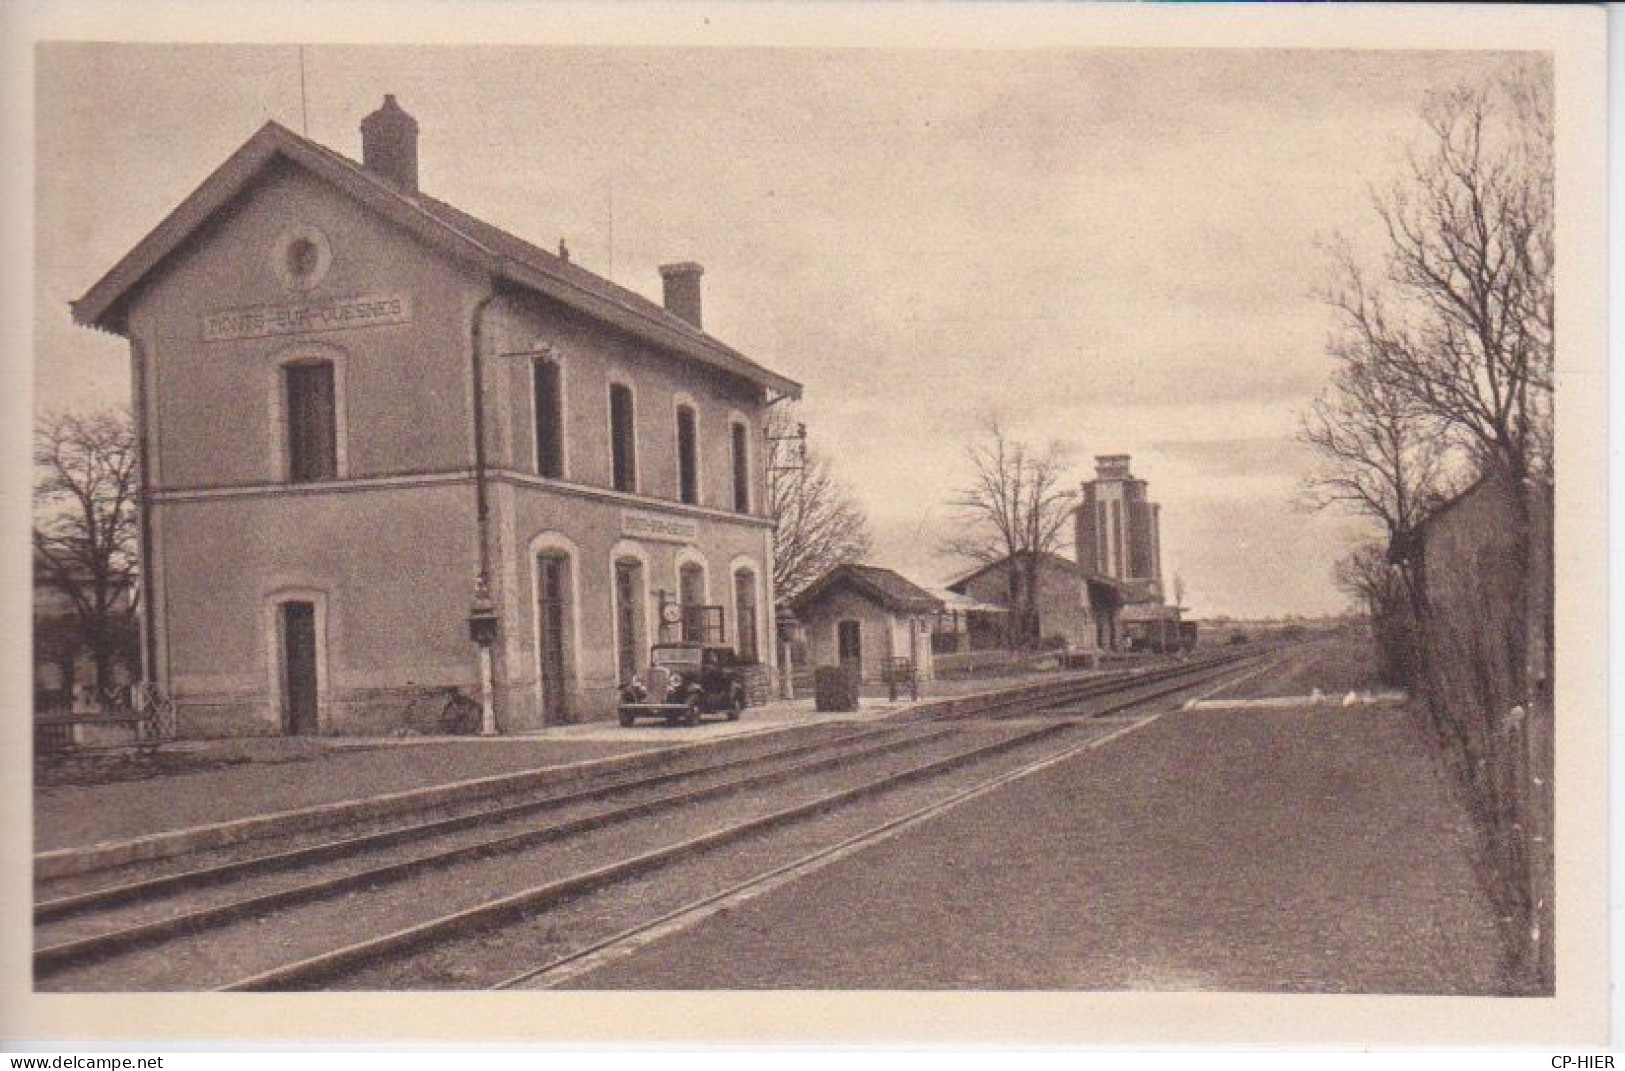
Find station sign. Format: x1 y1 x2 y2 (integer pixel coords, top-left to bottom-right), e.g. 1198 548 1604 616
622 510 700 544
201 294 411 342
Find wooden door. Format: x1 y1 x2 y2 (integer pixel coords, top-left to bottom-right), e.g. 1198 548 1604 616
537 556 568 724
282 601 319 735
837 619 862 668
615 560 642 682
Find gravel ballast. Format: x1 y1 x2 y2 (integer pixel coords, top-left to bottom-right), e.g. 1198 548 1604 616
566 701 1509 994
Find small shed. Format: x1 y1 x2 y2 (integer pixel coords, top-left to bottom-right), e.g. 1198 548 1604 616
788 564 944 684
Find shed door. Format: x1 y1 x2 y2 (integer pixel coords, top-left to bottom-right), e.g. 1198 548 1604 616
282 601 319 735
837 620 862 667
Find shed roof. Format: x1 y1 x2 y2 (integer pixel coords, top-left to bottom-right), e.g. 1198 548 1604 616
789 564 944 616
944 550 1079 594
71 121 801 399
931 589 1011 614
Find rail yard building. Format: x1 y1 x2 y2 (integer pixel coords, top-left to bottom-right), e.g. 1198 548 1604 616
788 565 942 685
72 97 800 736
944 552 1126 653
1075 454 1185 651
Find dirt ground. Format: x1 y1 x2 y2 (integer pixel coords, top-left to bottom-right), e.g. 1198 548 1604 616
567 698 1509 994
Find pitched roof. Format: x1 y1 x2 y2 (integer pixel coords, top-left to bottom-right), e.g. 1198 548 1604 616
71 121 801 399
789 564 944 616
931 588 1011 614
944 550 1079 593
1083 574 1132 608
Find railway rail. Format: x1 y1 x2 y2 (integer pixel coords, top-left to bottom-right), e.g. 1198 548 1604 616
35 646 1268 992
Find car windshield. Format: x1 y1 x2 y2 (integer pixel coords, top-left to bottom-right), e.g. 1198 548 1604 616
651 647 703 668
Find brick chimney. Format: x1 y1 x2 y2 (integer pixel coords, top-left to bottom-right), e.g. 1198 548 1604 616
658 262 704 329
360 95 419 192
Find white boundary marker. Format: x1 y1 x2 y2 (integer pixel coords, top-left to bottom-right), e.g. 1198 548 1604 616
1185 690 1409 712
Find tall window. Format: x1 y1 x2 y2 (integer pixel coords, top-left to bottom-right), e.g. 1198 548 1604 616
1096 502 1109 576
285 361 336 482
533 359 563 478
676 405 698 505
734 569 759 663
1110 500 1123 577
610 383 636 493
731 421 750 513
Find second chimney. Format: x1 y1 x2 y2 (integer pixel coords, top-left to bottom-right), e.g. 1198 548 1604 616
360 95 419 192
659 262 704 329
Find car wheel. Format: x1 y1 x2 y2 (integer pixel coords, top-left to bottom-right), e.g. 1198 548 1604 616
618 710 635 728
726 688 744 721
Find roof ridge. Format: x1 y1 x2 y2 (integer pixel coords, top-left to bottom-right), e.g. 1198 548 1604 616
268 122 772 374
72 117 800 398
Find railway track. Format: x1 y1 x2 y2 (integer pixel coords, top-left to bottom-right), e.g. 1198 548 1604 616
34 647 1266 992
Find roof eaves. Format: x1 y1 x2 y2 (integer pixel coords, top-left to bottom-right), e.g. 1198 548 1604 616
495 258 802 398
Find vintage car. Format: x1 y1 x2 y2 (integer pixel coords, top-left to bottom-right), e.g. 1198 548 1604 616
617 642 751 727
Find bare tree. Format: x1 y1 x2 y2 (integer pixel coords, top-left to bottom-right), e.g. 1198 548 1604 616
1334 540 1406 618
766 407 873 601
1333 540 1416 689
33 409 142 697
941 418 1076 648
1299 327 1451 544
1327 62 1553 485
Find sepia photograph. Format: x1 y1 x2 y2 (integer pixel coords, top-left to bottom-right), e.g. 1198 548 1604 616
5 0 1610 1050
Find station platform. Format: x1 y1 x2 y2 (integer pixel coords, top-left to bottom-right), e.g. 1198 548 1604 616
32 695 921 864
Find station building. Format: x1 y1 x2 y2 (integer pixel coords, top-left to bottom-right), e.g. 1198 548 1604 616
944 551 1126 653
72 97 801 736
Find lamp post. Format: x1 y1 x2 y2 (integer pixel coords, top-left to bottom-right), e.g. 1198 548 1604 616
467 574 500 736
775 606 799 700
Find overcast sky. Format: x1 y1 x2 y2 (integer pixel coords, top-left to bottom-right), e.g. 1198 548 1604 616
34 43 1524 618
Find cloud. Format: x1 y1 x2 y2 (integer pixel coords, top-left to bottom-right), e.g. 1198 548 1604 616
1145 435 1318 481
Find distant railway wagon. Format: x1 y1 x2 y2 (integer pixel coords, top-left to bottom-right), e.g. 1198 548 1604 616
1124 618 1198 655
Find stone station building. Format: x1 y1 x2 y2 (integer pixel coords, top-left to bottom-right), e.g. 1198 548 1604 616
72 97 801 736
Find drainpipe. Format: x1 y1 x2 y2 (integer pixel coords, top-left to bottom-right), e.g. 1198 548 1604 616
467 287 501 735
131 338 159 689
